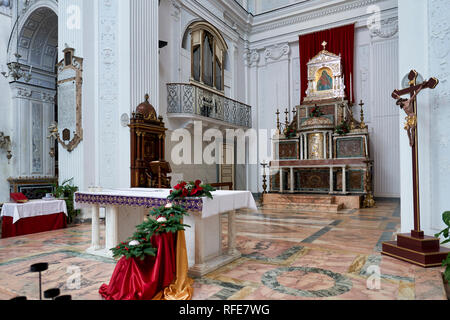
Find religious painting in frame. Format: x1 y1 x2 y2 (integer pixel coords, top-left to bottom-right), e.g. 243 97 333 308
316 67 333 92
53 48 83 152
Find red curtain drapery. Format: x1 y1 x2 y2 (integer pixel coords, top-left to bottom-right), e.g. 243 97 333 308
299 24 355 104
99 232 177 300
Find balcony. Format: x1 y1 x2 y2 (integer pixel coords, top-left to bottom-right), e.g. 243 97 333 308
166 83 252 129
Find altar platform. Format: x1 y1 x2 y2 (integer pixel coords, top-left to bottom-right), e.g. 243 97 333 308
74 188 257 277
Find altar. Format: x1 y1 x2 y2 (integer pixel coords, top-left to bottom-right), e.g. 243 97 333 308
264 42 374 211
74 188 257 277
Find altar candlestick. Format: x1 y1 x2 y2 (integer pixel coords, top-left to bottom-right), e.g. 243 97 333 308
350 73 353 104
359 100 366 129
276 109 280 133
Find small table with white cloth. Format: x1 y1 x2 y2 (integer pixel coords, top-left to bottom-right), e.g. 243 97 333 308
1 199 68 238
74 188 258 277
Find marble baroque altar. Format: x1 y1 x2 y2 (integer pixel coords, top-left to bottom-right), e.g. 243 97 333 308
266 44 374 210
74 188 257 277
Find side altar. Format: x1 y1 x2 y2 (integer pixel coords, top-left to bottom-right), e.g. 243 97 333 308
264 43 375 211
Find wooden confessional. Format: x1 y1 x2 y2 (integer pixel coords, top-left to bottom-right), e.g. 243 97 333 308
129 94 172 188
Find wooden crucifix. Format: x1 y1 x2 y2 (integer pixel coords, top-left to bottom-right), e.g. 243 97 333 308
392 70 439 238
382 70 449 267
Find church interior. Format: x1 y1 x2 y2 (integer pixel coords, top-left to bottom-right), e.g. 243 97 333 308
0 0 449 302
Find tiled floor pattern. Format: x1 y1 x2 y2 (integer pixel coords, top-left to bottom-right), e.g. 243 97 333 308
0 199 446 300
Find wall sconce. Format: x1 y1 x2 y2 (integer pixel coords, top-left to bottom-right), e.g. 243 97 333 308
0 132 12 163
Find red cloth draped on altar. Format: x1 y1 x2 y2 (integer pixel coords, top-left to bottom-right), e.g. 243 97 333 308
299 24 355 103
1 213 67 239
99 232 177 300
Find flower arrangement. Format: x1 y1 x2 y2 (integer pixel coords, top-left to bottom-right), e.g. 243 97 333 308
167 180 215 200
111 203 190 260
335 120 350 135
285 126 297 139
310 106 324 118
435 211 450 281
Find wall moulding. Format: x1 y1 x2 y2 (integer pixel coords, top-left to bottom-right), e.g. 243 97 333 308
369 17 399 39
264 43 290 63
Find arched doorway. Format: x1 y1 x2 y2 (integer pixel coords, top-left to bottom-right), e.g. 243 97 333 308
7 5 59 199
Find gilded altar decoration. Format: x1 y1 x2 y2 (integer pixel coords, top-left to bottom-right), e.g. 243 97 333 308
50 48 83 152
308 133 324 159
304 42 346 102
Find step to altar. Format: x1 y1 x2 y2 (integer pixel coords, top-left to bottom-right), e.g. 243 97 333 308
261 193 362 212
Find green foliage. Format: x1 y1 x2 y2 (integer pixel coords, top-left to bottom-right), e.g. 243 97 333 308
110 204 190 260
335 121 350 136
435 211 450 281
52 178 80 224
310 106 324 118
285 126 297 139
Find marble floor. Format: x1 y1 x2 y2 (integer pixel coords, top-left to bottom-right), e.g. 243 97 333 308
0 199 447 300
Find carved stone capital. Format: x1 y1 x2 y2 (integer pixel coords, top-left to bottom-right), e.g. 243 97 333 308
244 49 260 67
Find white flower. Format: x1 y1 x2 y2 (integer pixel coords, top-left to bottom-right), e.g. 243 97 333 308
165 203 173 209
157 217 167 223
128 240 140 246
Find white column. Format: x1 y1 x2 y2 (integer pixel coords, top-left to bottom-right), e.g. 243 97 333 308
329 167 334 194
105 206 119 251
290 167 294 192
130 0 159 111
329 132 333 159
194 216 205 264
300 134 304 160
227 210 238 256
90 205 101 250
342 166 347 194
280 168 284 193
304 134 308 160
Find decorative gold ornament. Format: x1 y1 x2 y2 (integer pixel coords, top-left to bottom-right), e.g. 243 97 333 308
404 115 417 131
359 100 366 129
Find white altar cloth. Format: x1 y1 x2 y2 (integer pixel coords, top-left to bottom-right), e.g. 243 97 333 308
74 188 257 218
1 200 67 224
74 188 257 276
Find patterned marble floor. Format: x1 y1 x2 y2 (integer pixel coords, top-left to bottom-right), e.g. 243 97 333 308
0 199 447 300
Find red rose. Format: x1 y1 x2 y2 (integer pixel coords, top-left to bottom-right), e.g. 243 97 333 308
180 181 187 188
195 180 202 186
174 184 181 190
182 189 189 197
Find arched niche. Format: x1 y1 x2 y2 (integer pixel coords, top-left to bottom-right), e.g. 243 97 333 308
8 3 58 187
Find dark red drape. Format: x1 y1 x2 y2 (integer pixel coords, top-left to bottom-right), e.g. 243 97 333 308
1 213 67 238
299 24 355 104
99 232 177 300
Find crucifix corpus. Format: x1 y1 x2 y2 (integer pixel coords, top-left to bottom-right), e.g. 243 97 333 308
381 70 450 268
